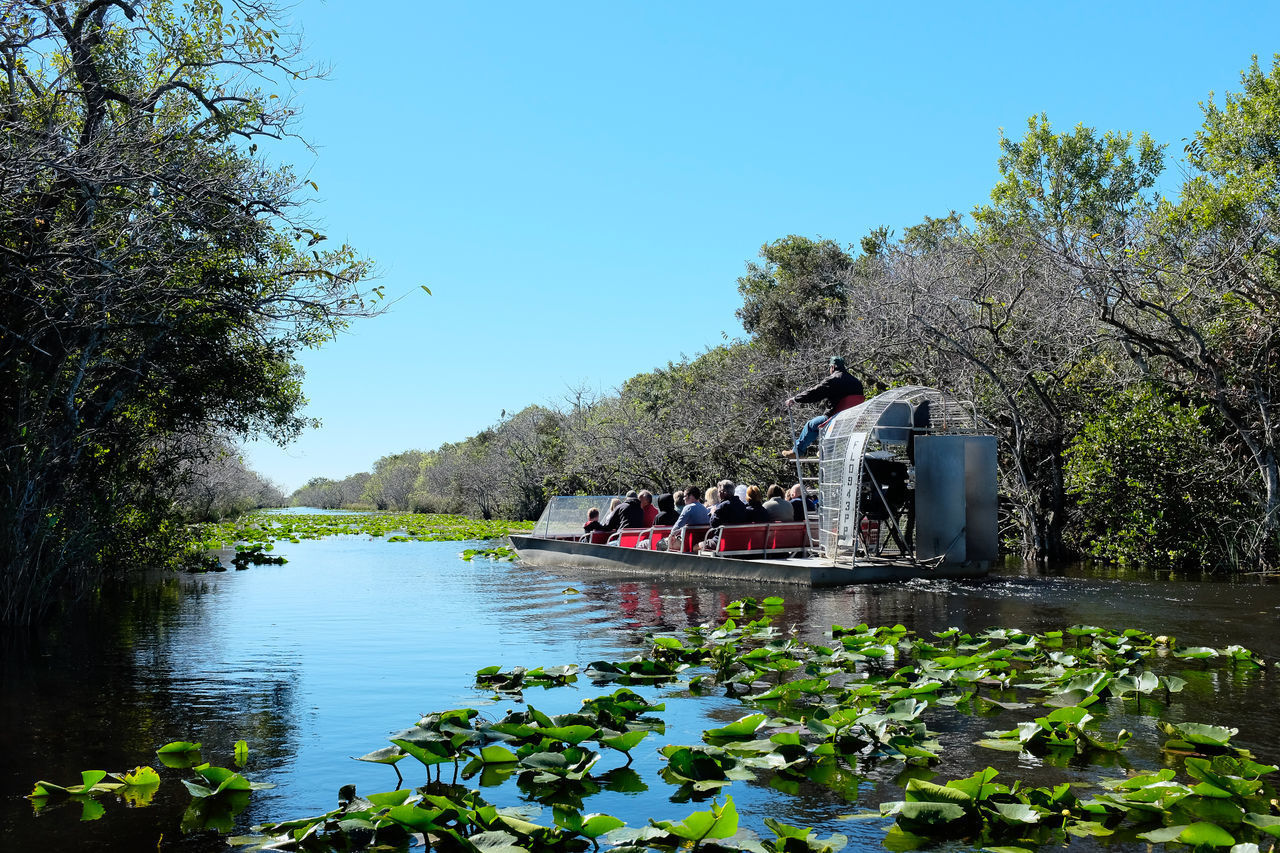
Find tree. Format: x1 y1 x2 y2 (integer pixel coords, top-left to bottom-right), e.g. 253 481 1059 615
489 406 565 519
1065 384 1249 568
833 215 1105 562
947 116 1164 561
989 65 1280 564
364 451 425 510
172 437 284 521
736 236 854 352
0 2 375 626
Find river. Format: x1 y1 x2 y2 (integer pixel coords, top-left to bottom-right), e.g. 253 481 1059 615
2 528 1278 851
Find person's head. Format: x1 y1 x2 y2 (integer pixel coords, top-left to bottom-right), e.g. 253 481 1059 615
673 489 685 507
734 484 748 502
684 485 702 503
829 355 845 373
625 490 638 500
638 490 653 507
718 479 735 501
657 492 675 513
767 484 784 500
587 507 599 520
746 485 763 504
787 484 801 500
610 497 622 510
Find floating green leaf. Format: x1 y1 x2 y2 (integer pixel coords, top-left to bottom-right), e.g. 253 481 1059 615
704 714 767 740
650 796 739 842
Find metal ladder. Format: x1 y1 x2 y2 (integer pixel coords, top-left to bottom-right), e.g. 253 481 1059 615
785 407 824 557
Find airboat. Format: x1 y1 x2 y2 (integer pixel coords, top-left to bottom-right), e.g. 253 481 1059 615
509 386 998 585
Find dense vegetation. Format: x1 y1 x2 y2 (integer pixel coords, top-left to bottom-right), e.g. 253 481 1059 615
0 2 373 627
296 56 1280 574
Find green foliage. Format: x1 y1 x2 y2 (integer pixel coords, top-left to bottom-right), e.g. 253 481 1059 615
1065 384 1246 568
649 797 739 844
30 738 264 827
736 236 855 352
196 510 531 553
1182 55 1280 221
461 546 517 562
0 2 373 627
476 664 579 694
979 113 1163 243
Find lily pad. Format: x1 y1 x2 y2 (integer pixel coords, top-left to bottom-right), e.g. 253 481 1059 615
1162 721 1239 747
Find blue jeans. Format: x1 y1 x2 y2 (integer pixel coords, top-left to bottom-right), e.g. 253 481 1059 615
794 414 827 456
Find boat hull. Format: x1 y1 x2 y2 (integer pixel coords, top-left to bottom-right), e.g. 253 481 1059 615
509 534 988 586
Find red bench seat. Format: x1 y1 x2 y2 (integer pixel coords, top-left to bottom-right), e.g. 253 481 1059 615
665 525 711 553
608 528 648 548
707 522 811 558
766 522 810 552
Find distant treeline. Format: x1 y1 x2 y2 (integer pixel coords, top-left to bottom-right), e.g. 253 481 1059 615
175 439 286 522
294 56 1280 573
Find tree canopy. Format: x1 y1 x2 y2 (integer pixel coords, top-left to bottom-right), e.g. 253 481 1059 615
0 1 374 626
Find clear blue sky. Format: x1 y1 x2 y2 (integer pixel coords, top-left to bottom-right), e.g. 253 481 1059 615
243 1 1280 491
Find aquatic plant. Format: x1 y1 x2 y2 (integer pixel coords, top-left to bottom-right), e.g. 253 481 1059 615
30 614 1276 851
27 740 266 828
476 664 580 694
197 511 532 553
876 755 1280 850
462 545 518 561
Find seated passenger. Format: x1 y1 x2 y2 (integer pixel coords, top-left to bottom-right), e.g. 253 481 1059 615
699 480 747 552
744 485 769 523
696 479 747 550
710 480 747 527
763 484 793 522
787 485 806 521
653 493 679 526
600 496 626 530
583 507 607 534
639 490 659 527
671 485 710 531
615 491 646 528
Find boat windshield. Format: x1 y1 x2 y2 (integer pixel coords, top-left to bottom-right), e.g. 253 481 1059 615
532 495 622 537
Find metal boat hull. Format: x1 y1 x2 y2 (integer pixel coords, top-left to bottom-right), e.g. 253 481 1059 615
509 534 988 586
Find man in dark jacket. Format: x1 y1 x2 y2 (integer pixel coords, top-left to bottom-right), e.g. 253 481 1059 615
698 480 748 552
603 491 646 530
709 480 747 527
783 356 865 459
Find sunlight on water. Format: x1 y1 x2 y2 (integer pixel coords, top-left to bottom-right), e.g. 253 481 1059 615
3 538 1280 851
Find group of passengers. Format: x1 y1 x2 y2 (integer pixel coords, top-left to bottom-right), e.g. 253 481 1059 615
575 356 863 552
582 480 815 551
583 489 679 534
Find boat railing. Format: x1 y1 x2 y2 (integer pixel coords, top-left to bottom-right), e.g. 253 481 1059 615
605 526 673 549
599 522 812 560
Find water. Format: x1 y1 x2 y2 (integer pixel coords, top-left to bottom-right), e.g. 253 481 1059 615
2 534 1279 851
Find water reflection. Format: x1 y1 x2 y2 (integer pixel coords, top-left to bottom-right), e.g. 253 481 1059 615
3 541 1279 851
